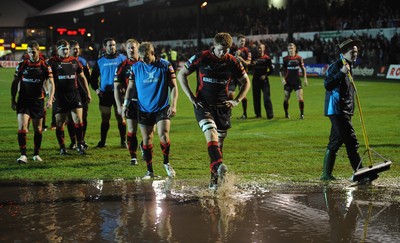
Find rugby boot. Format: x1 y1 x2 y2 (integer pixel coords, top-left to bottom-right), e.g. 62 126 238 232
77 144 86 155
130 158 138 166
209 172 218 190
17 155 28 164
209 163 228 190
96 140 106 148
163 163 176 178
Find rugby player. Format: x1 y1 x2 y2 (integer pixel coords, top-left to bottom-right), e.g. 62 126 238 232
114 39 140 166
252 43 274 119
228 34 252 119
11 40 55 163
47 39 92 155
279 43 308 119
123 42 178 179
178 32 250 189
90 37 127 148
66 40 91 150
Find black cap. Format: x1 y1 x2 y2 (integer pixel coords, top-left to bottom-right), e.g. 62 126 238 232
338 39 362 52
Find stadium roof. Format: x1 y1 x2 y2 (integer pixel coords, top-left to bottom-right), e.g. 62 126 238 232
33 0 122 16
0 0 38 27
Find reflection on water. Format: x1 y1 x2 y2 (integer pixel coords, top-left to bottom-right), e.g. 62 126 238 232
0 178 399 243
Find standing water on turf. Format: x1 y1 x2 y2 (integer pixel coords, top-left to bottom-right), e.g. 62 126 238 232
0 178 399 243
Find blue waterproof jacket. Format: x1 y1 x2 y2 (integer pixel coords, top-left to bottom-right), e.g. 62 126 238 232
324 59 355 116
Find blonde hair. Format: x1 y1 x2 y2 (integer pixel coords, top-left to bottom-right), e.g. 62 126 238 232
138 42 154 55
126 38 139 46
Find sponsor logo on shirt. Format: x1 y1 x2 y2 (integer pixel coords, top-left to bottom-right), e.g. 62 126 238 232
58 75 76 79
143 71 159 83
203 77 228 85
22 78 41 83
103 62 119 67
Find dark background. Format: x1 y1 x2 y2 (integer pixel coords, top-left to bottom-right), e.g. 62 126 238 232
22 0 64 11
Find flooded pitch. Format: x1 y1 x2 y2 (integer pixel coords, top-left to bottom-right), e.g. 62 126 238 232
1 176 399 243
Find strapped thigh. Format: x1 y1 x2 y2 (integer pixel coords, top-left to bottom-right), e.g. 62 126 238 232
199 119 217 133
217 129 227 139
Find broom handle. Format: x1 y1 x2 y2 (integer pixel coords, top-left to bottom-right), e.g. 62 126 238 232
339 54 373 165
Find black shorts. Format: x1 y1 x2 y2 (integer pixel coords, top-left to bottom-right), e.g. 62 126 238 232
138 105 170 126
16 98 44 119
194 105 231 130
82 101 89 119
79 90 88 103
55 90 83 114
99 91 116 107
126 101 139 120
284 79 302 92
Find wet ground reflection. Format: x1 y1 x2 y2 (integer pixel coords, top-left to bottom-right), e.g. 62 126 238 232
1 178 399 243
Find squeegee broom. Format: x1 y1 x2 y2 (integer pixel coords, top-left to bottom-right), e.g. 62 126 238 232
338 48 392 182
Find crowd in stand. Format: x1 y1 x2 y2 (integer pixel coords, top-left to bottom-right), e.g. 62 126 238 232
141 0 399 41
258 33 400 65
137 0 400 66
75 0 400 66
168 32 400 66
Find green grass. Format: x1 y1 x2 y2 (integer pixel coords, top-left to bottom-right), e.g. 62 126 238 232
0 67 399 185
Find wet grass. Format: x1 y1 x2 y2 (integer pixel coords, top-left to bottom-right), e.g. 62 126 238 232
0 68 399 187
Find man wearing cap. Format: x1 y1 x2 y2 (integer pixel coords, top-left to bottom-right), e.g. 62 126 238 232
321 38 375 183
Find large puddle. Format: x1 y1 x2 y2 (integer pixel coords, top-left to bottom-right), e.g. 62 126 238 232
1 177 399 243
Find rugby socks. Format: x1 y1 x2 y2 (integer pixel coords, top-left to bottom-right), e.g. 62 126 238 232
208 141 222 173
160 141 170 164
100 121 110 144
127 132 138 159
242 97 248 117
33 130 42 156
284 100 289 116
42 109 47 128
118 122 127 144
18 129 27 156
219 143 224 157
82 117 87 140
74 123 84 145
56 127 66 149
67 121 76 145
217 130 227 157
143 144 154 172
299 100 304 115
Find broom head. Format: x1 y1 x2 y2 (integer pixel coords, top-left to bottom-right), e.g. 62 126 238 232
352 160 392 182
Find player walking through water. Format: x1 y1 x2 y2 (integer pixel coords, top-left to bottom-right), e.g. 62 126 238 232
178 32 250 189
123 42 178 178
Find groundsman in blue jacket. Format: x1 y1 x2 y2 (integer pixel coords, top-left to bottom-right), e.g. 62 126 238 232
321 38 375 183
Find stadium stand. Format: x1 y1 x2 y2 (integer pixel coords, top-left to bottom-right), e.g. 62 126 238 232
9 0 400 65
